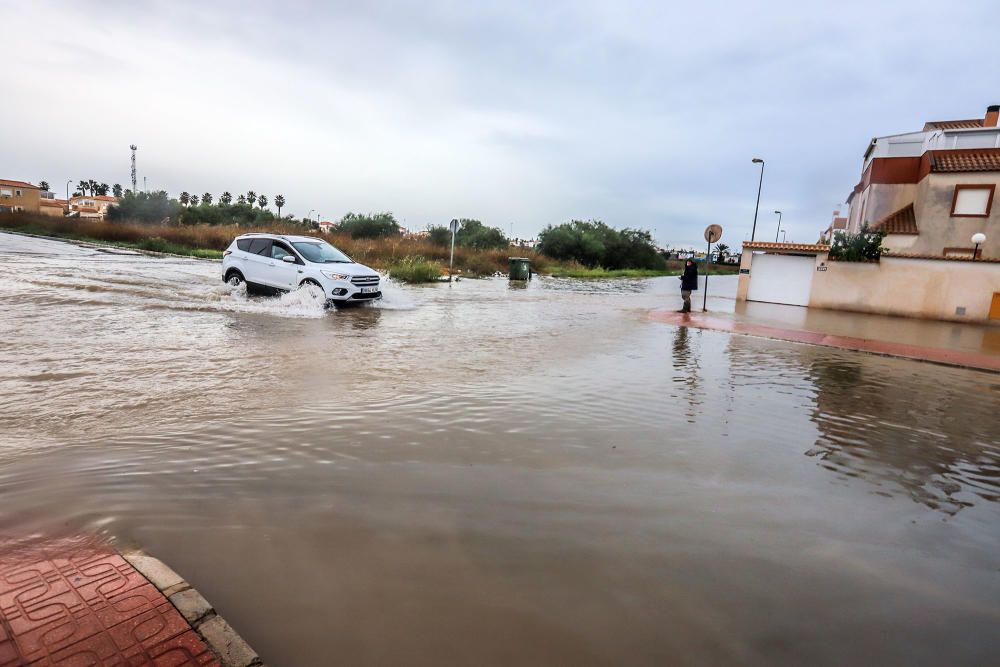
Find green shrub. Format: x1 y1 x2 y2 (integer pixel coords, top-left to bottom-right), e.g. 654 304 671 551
828 224 885 262
538 220 666 270
427 219 509 250
337 212 401 239
388 256 442 283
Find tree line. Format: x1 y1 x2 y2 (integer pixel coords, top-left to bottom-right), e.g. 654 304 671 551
106 189 287 226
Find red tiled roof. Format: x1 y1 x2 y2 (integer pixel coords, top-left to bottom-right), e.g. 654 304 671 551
929 148 1000 173
39 199 67 207
922 118 983 130
94 195 117 202
870 203 918 235
0 179 38 189
743 242 829 253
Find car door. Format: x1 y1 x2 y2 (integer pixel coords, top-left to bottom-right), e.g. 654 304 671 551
268 241 302 290
242 238 273 284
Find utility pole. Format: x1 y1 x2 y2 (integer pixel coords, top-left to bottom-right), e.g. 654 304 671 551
130 145 138 195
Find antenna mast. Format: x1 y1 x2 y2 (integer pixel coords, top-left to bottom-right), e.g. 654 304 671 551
130 144 138 194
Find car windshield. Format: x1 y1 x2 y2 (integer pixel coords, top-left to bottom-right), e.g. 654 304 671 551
291 241 352 263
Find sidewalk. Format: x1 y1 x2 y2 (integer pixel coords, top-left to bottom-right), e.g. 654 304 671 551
0 541 262 666
651 300 1000 373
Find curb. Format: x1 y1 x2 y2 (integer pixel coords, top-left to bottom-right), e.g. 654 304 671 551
121 549 266 667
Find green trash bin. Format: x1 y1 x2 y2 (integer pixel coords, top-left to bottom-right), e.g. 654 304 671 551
508 257 531 281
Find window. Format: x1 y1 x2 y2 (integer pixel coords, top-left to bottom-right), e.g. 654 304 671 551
271 242 297 261
951 184 995 217
271 241 302 264
246 238 272 255
292 241 352 263
14 189 22 196
236 239 253 252
0 189 11 198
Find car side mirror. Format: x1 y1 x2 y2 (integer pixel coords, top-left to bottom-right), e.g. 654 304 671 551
282 255 296 263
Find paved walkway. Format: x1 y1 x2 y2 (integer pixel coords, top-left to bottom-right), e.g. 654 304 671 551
651 309 1000 373
0 543 217 666
0 541 264 666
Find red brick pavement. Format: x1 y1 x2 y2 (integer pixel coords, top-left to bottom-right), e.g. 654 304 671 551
651 310 1000 373
0 543 218 666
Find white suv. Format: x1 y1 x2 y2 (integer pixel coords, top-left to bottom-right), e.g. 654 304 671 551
221 233 381 304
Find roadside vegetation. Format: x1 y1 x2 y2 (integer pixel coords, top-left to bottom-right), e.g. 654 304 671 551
1 211 736 283
537 220 667 271
0 213 547 280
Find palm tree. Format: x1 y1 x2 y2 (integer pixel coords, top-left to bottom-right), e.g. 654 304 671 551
274 194 285 218
112 184 123 198
202 192 213 205
179 191 190 207
246 191 257 207
236 194 247 206
219 191 232 205
77 179 88 195
258 194 268 210
97 183 110 196
715 243 730 262
38 180 50 191
189 194 200 206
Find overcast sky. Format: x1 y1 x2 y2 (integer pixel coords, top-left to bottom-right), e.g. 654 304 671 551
3 0 999 247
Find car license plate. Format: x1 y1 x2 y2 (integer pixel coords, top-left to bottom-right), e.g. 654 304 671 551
360 286 378 293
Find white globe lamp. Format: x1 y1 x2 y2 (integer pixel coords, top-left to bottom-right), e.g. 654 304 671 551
971 232 986 260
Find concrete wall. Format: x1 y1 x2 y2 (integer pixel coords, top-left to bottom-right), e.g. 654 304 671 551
910 173 1000 257
810 254 1000 322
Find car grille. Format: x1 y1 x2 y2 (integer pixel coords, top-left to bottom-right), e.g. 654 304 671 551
351 275 380 287
350 291 382 300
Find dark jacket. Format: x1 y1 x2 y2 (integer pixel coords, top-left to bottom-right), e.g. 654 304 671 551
680 262 698 291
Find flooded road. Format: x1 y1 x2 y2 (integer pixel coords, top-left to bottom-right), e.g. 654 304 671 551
1 232 999 666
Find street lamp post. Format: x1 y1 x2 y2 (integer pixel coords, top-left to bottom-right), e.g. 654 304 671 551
781 230 787 243
774 210 783 242
65 180 72 215
750 158 765 242
972 232 986 260
307 209 315 224
448 219 459 283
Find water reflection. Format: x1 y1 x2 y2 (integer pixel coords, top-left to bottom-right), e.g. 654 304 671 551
806 357 1000 514
670 326 703 421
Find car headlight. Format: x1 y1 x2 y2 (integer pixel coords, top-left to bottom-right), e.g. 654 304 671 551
321 271 351 281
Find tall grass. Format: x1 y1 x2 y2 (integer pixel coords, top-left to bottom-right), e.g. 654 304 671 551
0 213 552 276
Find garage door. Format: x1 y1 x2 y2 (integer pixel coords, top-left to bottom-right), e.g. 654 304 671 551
746 253 815 306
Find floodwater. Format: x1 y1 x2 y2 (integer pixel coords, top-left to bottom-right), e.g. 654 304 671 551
1 232 999 666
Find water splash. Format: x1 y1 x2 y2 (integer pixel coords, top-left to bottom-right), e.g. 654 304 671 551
369 275 418 310
211 281 329 318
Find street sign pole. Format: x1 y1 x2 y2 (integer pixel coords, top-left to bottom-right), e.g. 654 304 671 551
702 224 723 312
703 238 710 312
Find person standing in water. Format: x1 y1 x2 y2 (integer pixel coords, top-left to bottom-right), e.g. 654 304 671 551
678 259 698 313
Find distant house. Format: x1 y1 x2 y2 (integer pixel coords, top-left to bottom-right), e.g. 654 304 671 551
820 207 849 243
0 179 41 214
317 220 336 232
69 195 117 220
39 198 68 217
842 104 1000 258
